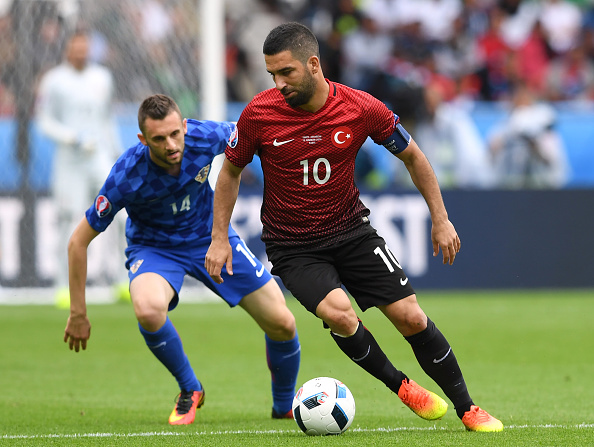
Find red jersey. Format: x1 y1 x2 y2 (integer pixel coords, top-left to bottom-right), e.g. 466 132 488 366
226 80 398 249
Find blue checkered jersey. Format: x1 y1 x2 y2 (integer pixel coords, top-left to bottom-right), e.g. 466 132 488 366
85 119 238 247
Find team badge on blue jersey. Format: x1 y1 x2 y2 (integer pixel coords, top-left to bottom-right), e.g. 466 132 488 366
227 124 238 148
195 164 211 183
95 195 112 218
130 259 144 274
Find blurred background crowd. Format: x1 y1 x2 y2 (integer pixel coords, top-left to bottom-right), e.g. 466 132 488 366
1 0 594 190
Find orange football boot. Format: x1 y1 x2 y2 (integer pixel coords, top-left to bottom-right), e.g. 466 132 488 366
168 389 205 425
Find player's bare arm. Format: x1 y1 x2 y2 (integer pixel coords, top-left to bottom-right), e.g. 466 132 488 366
63 217 99 352
397 139 461 265
205 157 244 284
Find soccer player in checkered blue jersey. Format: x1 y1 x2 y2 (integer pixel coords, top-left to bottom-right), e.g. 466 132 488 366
63 94 300 425
206 22 503 432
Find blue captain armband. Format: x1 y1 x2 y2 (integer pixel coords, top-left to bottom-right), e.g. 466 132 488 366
381 123 412 155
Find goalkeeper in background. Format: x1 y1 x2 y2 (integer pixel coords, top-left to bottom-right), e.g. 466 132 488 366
36 29 125 302
63 94 301 425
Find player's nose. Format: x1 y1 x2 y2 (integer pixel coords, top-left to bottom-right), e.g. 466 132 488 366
165 136 176 149
275 77 287 91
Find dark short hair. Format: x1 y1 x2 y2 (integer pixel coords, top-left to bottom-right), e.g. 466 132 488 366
263 22 319 64
137 94 182 133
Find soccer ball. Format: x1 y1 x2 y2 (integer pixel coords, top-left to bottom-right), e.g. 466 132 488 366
292 377 356 436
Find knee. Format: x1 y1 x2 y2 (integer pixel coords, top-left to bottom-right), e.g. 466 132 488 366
327 312 359 335
130 273 172 332
380 295 428 336
318 305 359 336
315 290 359 335
135 303 167 332
399 311 427 335
265 309 296 341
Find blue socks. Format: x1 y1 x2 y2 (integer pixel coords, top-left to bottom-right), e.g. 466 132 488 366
139 317 201 392
140 317 298 414
266 333 301 415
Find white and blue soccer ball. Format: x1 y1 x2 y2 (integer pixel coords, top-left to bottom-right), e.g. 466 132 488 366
292 377 356 436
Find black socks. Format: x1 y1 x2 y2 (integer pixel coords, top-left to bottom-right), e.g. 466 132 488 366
330 321 406 394
405 317 473 418
330 317 474 419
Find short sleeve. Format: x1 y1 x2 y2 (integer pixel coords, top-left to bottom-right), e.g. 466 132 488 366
364 94 398 144
84 161 127 232
225 102 259 168
185 119 236 159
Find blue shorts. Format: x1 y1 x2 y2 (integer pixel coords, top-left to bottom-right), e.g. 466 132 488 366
125 235 272 310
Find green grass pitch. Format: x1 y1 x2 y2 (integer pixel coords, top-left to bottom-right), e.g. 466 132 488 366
1 290 593 446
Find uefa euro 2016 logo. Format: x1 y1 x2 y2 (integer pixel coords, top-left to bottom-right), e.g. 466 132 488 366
95 195 112 218
227 124 238 148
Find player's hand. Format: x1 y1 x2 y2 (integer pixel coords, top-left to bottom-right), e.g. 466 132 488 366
431 219 461 265
205 239 233 284
75 136 97 156
64 314 91 352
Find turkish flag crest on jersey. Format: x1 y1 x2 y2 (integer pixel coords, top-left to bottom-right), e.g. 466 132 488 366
331 126 353 148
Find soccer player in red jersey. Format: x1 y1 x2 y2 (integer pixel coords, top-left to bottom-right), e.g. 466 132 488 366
206 22 502 432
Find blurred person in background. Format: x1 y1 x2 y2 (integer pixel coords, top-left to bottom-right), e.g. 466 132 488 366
474 0 554 100
539 0 583 57
475 5 519 100
0 2 15 115
495 0 540 50
506 20 551 96
1 0 65 115
226 0 285 96
431 12 483 95
36 29 124 303
304 0 363 82
544 35 594 102
583 2 594 60
340 13 393 91
360 0 463 42
225 13 253 102
488 82 571 188
413 81 495 189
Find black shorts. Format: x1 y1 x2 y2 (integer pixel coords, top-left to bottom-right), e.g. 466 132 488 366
268 227 415 315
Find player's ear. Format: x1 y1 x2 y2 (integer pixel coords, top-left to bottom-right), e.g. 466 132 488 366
137 132 147 145
183 118 188 134
309 56 320 74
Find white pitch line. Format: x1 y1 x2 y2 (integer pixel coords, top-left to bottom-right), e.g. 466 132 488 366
2 424 593 440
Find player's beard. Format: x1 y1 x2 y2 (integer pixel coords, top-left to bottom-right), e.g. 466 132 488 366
149 145 184 169
282 69 316 108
